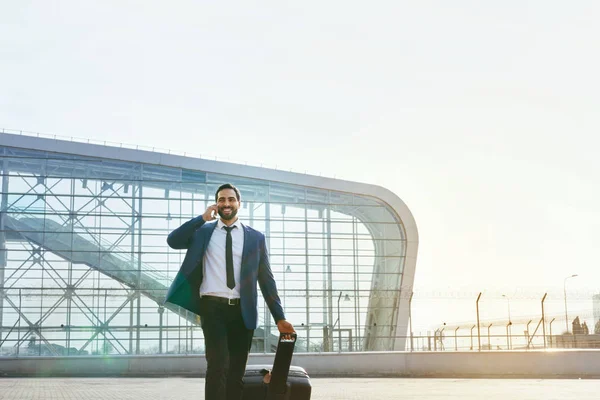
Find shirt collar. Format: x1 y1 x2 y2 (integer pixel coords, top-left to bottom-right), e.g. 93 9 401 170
218 218 241 230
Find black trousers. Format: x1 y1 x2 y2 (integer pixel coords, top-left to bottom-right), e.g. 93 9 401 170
200 297 254 400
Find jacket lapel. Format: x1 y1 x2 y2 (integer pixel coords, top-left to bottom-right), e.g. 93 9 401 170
201 220 218 251
180 221 217 278
241 224 251 274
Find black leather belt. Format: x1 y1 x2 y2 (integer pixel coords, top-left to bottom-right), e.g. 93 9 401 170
201 295 240 306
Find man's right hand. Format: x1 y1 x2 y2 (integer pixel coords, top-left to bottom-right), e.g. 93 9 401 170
202 204 219 222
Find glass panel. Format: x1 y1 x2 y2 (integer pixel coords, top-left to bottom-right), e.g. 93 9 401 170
0 143 407 357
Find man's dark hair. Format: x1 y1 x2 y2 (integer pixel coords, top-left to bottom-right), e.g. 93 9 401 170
215 183 241 202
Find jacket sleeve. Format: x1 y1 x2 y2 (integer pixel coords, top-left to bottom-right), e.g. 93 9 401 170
257 234 286 323
166 215 206 249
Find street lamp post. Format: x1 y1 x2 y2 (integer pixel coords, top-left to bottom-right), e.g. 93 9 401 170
505 321 512 350
541 293 547 349
563 274 578 333
454 326 460 351
439 323 446 351
502 294 512 348
476 292 482 351
549 317 556 348
334 291 351 351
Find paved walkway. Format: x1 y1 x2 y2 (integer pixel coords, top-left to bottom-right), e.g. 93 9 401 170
0 377 598 399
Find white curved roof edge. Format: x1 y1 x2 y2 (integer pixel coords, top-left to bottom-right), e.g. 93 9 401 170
1 130 419 348
0 131 418 244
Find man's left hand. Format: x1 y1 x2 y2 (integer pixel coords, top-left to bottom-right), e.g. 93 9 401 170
277 319 295 340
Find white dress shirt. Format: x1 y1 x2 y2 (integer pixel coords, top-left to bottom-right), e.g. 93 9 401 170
200 218 245 299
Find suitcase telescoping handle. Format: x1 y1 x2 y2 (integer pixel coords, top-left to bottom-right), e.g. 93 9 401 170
266 332 297 400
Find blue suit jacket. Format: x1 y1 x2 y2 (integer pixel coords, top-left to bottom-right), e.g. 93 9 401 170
164 216 285 329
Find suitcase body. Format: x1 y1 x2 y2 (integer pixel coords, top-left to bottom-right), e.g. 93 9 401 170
243 333 311 400
242 365 312 400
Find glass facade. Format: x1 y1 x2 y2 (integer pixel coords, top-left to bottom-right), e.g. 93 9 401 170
0 142 408 357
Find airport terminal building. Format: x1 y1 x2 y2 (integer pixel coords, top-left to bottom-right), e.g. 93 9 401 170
0 131 417 358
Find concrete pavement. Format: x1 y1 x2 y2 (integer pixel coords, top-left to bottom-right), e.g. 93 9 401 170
0 377 599 399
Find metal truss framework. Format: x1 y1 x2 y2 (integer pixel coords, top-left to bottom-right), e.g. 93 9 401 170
0 133 417 356
0 159 151 355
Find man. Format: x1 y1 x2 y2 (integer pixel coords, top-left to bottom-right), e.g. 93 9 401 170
165 183 294 400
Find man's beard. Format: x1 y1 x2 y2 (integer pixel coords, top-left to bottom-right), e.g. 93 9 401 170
218 207 238 221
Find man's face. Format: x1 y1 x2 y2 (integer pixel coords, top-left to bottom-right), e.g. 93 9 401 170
216 188 240 221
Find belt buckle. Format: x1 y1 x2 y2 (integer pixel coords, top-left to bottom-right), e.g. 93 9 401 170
228 298 236 306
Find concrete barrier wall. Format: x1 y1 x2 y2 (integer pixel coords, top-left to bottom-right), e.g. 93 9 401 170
2 351 600 378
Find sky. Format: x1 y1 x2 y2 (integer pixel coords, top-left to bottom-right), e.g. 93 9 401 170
1 1 600 335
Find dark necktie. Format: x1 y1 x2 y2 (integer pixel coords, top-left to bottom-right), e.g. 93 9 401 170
223 226 236 289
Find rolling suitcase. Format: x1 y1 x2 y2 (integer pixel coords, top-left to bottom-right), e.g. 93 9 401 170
243 333 312 400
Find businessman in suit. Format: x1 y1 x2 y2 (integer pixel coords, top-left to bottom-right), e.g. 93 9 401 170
165 183 294 400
